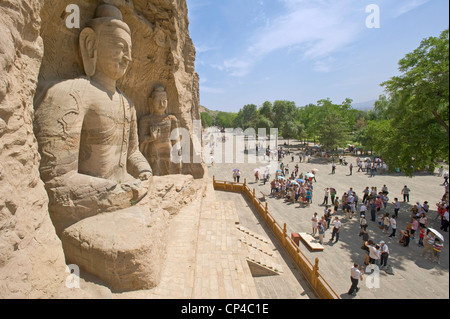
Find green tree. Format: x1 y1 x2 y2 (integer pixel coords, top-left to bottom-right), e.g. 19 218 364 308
318 113 349 151
368 29 449 175
233 104 259 130
259 101 274 122
382 29 449 133
215 112 236 129
200 112 213 128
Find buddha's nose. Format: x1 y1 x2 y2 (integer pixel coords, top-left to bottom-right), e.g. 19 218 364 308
124 54 132 63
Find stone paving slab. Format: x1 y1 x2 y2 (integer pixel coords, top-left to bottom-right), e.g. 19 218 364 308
208 139 449 299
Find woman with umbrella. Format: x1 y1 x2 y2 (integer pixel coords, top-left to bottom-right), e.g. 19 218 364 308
233 169 238 182
306 172 316 182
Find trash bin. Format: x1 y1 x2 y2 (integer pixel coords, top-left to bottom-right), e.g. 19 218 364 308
291 233 300 246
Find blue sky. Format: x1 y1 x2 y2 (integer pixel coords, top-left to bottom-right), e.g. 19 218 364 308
186 0 449 113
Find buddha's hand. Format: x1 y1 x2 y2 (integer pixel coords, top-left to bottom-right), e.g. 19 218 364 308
139 171 152 181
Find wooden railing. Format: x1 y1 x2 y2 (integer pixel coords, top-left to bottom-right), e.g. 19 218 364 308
213 177 341 300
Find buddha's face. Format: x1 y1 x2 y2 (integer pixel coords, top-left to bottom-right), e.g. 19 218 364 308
151 92 168 115
95 27 132 80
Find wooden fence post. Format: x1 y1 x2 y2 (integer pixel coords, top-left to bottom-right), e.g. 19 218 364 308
313 257 320 293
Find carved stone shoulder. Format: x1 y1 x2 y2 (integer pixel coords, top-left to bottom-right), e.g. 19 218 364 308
34 78 91 137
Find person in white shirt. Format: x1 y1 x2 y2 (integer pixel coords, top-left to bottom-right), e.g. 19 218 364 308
368 241 380 265
392 198 401 217
330 217 342 243
348 263 364 295
389 215 397 238
379 241 390 268
360 203 367 217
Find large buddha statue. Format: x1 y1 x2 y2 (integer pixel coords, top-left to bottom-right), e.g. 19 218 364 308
34 4 152 236
34 4 200 292
139 85 182 176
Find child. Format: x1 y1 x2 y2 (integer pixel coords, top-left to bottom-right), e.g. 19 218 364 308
433 238 443 264
418 226 426 247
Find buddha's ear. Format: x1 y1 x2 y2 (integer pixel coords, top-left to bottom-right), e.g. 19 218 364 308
79 27 97 77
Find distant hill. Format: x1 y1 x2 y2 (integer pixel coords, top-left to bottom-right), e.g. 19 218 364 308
353 100 376 111
199 105 220 117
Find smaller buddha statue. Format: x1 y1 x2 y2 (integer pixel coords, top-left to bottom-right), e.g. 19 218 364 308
139 85 182 176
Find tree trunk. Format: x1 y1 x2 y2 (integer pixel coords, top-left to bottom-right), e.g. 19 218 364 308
432 109 449 132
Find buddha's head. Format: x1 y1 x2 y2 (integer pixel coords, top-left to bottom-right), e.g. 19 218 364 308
79 4 132 80
149 85 168 115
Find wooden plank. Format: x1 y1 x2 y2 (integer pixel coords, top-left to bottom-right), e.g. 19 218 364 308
298 233 324 251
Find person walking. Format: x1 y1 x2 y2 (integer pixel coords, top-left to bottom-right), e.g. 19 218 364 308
348 264 364 296
331 162 336 174
330 217 342 243
322 188 329 206
349 163 353 175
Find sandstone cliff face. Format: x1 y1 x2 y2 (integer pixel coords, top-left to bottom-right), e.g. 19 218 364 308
37 0 204 177
0 0 203 298
0 0 69 298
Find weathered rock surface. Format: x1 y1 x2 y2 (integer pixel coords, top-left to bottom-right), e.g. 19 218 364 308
0 0 71 299
61 207 170 292
0 0 204 298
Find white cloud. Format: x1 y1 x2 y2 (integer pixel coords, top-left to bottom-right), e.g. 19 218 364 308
217 0 363 77
201 86 226 94
393 0 431 17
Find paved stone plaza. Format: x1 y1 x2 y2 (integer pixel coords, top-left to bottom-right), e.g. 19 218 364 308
208 139 449 299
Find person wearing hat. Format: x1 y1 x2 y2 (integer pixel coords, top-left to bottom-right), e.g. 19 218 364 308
360 214 368 231
379 241 390 269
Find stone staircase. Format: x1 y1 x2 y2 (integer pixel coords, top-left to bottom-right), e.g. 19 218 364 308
237 225 283 277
